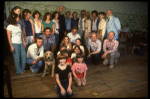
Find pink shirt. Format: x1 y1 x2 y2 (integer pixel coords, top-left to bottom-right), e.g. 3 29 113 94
71 62 88 74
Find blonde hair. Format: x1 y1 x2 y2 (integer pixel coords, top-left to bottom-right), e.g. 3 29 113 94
84 11 91 20
60 36 72 47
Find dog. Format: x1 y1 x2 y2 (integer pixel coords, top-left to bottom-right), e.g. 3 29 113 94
42 51 55 77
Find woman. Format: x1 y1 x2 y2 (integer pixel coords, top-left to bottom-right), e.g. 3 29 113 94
42 12 54 35
55 53 74 98
6 13 26 74
84 11 91 47
52 11 60 47
32 10 42 39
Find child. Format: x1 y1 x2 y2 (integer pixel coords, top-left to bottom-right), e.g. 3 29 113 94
73 38 85 55
71 53 88 87
59 49 72 67
57 43 67 56
55 53 74 98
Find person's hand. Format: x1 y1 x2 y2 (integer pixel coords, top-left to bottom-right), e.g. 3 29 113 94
85 34 89 39
32 60 37 65
101 52 107 59
87 53 91 58
32 38 35 43
83 77 86 82
61 88 66 96
67 87 72 95
23 42 26 48
11 46 14 53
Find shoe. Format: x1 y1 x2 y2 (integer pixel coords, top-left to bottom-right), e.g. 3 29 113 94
114 59 118 64
109 65 114 69
30 67 35 73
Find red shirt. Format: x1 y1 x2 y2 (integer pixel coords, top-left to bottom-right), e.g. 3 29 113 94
66 57 72 63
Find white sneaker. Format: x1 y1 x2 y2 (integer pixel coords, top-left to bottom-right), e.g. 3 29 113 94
109 65 114 69
30 67 35 73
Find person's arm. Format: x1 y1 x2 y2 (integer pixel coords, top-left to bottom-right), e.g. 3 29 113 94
21 29 26 48
52 24 55 35
68 72 72 89
29 19 35 43
108 41 119 53
86 20 91 38
42 22 44 35
114 18 121 34
7 29 14 52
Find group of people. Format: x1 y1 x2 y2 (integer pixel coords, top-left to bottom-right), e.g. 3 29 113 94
4 5 122 98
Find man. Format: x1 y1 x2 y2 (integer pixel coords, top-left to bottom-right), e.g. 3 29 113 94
67 27 81 45
102 31 120 69
26 37 44 73
91 10 100 33
65 11 71 34
40 27 55 53
97 12 107 42
71 11 79 29
86 32 101 65
58 5 66 46
78 10 85 43
106 10 121 40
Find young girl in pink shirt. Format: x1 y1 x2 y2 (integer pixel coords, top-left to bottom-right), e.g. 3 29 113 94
71 53 88 87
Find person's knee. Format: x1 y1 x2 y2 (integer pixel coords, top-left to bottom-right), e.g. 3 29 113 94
37 60 43 66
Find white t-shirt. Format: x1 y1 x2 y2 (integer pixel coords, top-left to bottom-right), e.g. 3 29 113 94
67 32 81 44
71 53 77 59
7 24 22 44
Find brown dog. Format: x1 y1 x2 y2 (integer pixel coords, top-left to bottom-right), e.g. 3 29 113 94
42 51 55 77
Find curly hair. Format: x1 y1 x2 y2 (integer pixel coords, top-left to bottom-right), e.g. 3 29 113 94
32 10 42 18
43 12 51 21
52 11 60 19
22 9 31 19
91 10 98 16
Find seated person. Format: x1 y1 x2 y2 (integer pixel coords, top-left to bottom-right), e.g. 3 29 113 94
59 49 72 67
26 37 44 73
39 27 55 53
86 32 102 65
101 31 120 69
73 38 85 55
67 27 81 45
57 43 67 56
71 45 83 64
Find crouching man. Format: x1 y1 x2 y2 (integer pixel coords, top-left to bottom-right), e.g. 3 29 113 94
26 37 44 73
101 31 120 69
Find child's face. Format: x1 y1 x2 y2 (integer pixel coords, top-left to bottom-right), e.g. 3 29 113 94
74 47 80 54
76 40 81 46
60 58 66 65
77 57 83 63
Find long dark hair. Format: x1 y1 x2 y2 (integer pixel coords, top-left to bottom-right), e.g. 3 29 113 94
10 6 21 19
73 45 83 54
76 53 85 63
52 11 60 20
43 12 51 21
6 12 19 25
22 9 31 19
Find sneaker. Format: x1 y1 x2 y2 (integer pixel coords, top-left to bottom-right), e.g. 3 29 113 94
30 67 35 73
109 65 114 69
114 59 118 64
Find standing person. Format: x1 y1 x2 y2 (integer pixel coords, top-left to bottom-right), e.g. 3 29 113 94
67 27 81 45
71 53 88 87
26 37 44 73
4 6 26 40
55 53 74 98
42 12 55 35
32 10 42 39
78 10 86 44
106 9 121 40
86 32 101 65
22 9 35 47
58 5 66 47
6 13 26 74
97 12 107 42
39 27 55 53
101 31 120 69
65 11 72 34
52 11 60 47
84 11 91 47
71 11 79 29
91 10 100 33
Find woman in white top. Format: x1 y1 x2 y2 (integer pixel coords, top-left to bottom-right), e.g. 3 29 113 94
6 13 26 74
98 12 106 42
32 10 42 39
52 11 60 47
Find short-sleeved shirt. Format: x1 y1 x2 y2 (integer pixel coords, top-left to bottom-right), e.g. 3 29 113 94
55 65 72 80
87 38 101 52
39 34 55 51
71 62 88 74
42 21 54 30
6 24 22 44
66 57 72 63
67 32 81 44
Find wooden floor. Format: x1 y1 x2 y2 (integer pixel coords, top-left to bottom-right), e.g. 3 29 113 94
3 49 148 98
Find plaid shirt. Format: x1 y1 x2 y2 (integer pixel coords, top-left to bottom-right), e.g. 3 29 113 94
103 39 119 53
87 38 101 52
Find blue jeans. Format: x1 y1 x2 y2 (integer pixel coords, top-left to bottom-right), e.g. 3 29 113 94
35 33 42 40
86 53 100 65
56 79 74 98
12 44 26 74
26 58 43 73
54 33 59 47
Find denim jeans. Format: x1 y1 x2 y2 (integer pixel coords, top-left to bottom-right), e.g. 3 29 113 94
26 58 43 73
35 33 42 40
12 43 26 74
86 52 100 65
54 33 59 47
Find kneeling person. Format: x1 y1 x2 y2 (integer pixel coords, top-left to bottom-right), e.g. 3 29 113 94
102 31 120 69
26 37 44 73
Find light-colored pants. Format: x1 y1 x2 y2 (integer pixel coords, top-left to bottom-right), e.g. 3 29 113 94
26 36 33 45
103 52 120 65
